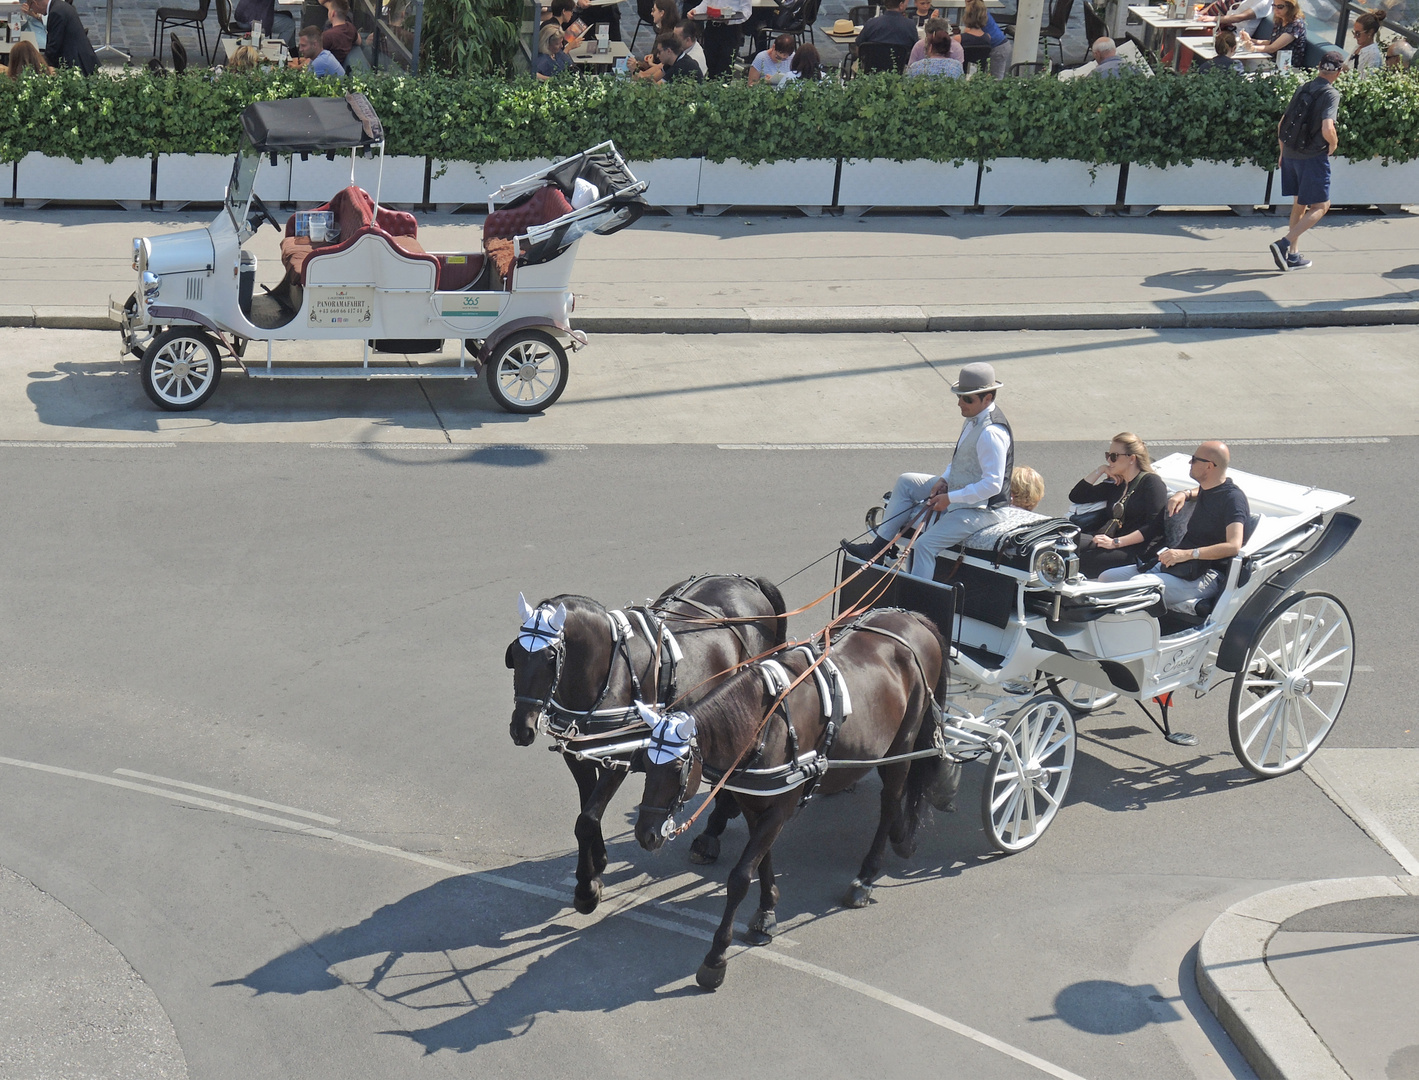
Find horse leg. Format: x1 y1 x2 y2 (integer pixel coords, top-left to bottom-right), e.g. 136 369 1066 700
744 844 780 945
845 763 910 909
564 755 627 915
698 802 790 990
893 758 936 861
689 791 742 865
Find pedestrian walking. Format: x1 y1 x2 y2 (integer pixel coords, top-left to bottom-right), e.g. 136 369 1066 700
1269 51 1344 272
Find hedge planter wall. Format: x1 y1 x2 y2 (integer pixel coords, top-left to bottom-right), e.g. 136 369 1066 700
837 158 979 209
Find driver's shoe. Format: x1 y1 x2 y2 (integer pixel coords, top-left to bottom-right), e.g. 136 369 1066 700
841 535 897 563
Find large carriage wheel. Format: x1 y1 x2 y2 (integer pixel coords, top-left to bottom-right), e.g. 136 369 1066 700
1044 676 1119 716
981 694 1076 853
141 328 222 411
485 330 568 415
1228 591 1353 778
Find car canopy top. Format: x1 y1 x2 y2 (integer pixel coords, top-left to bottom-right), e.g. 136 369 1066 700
239 94 385 154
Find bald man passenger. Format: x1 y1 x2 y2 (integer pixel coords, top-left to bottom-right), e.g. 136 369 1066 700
1098 440 1251 615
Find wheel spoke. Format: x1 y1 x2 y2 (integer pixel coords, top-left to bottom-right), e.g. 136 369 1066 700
1300 644 1350 677
1243 695 1284 755
1236 685 1283 725
990 778 1021 816
1300 693 1336 730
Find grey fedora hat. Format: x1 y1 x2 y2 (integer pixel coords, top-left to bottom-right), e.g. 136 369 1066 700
950 362 1004 395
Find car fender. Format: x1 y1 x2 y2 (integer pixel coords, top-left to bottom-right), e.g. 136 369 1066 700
478 318 585 364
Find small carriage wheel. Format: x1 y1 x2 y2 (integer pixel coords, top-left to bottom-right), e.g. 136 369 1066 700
140 328 222 411
981 694 1076 854
122 292 157 360
1227 591 1354 778
485 330 568 415
1045 676 1119 716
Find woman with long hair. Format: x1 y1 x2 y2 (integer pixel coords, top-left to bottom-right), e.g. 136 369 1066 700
1350 8 1386 71
1069 432 1169 578
6 40 51 78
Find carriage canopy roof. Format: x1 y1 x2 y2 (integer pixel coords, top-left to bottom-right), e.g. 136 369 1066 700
239 94 385 154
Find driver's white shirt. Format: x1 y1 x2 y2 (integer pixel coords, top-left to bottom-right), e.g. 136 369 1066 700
941 405 1011 509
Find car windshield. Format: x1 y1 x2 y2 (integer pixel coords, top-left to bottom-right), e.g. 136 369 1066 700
226 139 262 228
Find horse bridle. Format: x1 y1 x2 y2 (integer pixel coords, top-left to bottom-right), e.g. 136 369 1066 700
513 613 647 738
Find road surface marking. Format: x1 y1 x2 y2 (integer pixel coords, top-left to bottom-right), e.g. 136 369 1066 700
718 443 956 451
0 441 177 449
2 753 1084 1080
1304 756 1419 875
113 768 340 824
309 442 589 451
1152 437 1390 446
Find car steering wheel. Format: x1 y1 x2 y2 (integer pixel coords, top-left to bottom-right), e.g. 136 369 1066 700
248 194 281 233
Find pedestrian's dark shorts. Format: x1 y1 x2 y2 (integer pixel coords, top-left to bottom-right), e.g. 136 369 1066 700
1280 153 1331 205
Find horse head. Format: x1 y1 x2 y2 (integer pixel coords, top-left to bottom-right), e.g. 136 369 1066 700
505 593 568 746
633 701 701 852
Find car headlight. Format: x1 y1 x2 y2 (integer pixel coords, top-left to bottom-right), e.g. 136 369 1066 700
132 238 143 271
141 271 161 301
1035 549 1067 586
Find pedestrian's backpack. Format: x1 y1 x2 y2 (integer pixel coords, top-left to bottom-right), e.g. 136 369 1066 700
1278 79 1328 153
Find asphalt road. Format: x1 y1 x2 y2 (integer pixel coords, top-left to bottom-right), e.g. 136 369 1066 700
0 416 1412 1078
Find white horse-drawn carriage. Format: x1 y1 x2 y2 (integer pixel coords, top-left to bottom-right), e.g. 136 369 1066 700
838 453 1360 853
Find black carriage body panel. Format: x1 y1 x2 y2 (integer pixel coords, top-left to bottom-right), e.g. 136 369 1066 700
837 555 959 638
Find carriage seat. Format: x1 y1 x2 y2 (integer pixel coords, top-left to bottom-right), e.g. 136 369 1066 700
483 185 575 242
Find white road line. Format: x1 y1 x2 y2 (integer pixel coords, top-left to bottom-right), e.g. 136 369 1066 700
0 441 177 449
1 753 1083 1080
309 442 588 451
719 443 957 451
1151 438 1391 446
1304 757 1419 876
113 769 340 824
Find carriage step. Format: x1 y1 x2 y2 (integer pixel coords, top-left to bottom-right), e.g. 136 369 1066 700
243 367 478 380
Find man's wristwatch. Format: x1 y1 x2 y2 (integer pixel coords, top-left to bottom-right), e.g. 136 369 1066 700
1191 548 1201 560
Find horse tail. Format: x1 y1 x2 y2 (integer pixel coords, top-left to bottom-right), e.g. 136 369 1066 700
753 576 789 646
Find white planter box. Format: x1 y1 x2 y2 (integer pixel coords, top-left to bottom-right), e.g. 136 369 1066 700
1126 161 1271 206
629 158 702 207
428 159 554 207
838 158 979 208
978 158 1121 207
15 153 152 201
255 156 292 202
1326 157 1419 207
156 153 231 202
288 154 426 204
697 158 837 208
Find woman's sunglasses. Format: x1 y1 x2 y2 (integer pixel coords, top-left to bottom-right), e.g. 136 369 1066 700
1104 451 1131 463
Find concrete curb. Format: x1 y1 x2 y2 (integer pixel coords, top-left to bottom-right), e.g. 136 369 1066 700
1195 875 1419 1080
9 301 1419 336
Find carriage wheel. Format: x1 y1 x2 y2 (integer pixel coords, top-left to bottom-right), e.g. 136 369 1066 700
981 694 1075 854
1228 591 1353 778
141 328 222 411
1045 676 1119 716
485 330 568 415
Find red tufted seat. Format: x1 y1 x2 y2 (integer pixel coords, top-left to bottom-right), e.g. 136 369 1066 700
483 185 574 242
279 186 442 286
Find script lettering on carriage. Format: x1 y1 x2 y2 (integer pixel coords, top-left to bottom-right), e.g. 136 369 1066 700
307 287 375 328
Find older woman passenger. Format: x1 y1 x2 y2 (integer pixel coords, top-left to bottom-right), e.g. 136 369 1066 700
909 17 964 67
1241 0 1305 68
905 27 963 77
1068 432 1168 579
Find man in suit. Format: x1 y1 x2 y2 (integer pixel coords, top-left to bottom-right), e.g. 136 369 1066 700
32 0 98 74
857 0 919 50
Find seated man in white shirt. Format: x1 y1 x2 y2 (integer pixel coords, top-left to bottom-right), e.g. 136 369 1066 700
675 20 708 75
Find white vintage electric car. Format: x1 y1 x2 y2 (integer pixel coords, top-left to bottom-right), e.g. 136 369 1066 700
114 95 646 414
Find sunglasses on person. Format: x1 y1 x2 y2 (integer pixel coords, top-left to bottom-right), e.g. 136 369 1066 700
958 393 983 404
1189 455 1216 467
1104 451 1132 463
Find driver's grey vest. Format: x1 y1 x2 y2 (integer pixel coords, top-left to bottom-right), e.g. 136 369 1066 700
950 404 1014 509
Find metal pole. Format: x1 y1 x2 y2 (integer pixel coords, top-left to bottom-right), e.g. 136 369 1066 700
95 0 131 61
410 0 424 73
1010 0 1045 72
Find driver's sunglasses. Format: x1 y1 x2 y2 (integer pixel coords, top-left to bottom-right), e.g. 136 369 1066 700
958 394 981 404
1189 455 1216 467
1104 451 1129 463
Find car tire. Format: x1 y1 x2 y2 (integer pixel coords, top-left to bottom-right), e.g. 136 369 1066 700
484 330 568 415
141 328 223 411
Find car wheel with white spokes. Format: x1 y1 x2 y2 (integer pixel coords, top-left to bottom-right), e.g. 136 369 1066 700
1228 591 1353 778
981 694 1075 854
485 330 568 415
140 328 223 411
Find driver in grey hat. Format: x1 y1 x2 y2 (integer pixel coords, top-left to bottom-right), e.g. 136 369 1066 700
843 361 1015 579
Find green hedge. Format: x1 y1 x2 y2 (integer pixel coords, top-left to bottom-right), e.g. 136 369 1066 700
2 66 1416 167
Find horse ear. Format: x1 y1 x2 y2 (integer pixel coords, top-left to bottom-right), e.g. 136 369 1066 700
673 711 697 741
550 604 567 631
505 642 517 669
518 593 535 623
634 700 661 726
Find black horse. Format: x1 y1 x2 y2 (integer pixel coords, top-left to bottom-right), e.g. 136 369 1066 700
507 575 787 915
634 608 955 990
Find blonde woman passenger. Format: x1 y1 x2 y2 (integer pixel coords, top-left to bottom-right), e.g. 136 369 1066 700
1068 432 1168 578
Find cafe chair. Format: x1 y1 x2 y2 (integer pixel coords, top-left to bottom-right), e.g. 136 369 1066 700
848 5 880 25
1082 0 1121 45
858 40 909 71
628 0 656 51
170 32 189 72
154 0 211 64
961 42 992 71
1300 36 1338 68
1009 59 1048 75
215 0 238 37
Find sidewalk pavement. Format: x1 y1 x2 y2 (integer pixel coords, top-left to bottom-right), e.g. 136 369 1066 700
3 207 1418 334
1197 748 1419 1080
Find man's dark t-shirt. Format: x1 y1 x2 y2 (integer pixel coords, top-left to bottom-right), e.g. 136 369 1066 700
1171 478 1250 575
857 9 919 49
322 21 359 63
1284 78 1341 160
662 53 704 81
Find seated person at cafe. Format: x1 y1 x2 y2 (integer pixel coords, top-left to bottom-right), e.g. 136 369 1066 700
1240 0 1305 68
535 29 574 77
748 33 795 85
1098 441 1250 615
1348 9 1385 71
539 0 578 55
226 42 261 71
910 18 963 66
1195 28 1241 71
675 20 707 74
1387 39 1414 68
956 0 1007 75
655 31 703 80
905 28 963 76
783 41 823 81
857 0 919 51
1213 0 1271 37
296 24 345 75
7 39 51 77
30 0 96 74
321 0 359 63
1089 37 1126 76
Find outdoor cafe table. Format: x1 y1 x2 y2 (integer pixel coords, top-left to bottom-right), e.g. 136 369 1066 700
1177 33 1276 70
1128 4 1210 64
567 38 630 65
217 35 292 64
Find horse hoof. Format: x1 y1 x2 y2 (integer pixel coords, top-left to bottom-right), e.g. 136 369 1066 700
696 960 727 990
842 879 874 908
688 833 720 865
573 880 602 915
744 909 777 946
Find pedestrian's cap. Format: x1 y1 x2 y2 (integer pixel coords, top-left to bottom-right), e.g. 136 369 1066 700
1318 51 1344 70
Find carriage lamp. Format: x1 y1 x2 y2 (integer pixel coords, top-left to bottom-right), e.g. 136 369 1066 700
141 271 161 301
132 238 144 271
1034 536 1081 588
